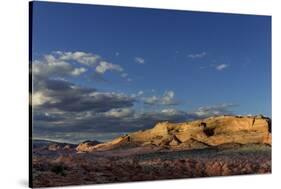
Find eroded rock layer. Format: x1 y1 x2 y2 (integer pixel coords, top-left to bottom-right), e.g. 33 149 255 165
78 115 271 152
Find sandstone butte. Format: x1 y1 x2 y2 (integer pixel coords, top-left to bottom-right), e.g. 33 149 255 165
76 115 272 153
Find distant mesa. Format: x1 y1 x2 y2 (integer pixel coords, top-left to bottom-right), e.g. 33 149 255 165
77 115 272 153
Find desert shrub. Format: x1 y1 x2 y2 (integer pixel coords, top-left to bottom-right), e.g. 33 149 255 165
51 164 67 176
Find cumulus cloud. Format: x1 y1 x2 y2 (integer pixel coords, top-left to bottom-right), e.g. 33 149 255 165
33 93 236 143
143 96 158 104
32 52 237 143
32 77 139 142
134 57 145 64
32 67 236 143
32 91 58 106
104 108 134 118
32 80 187 140
189 103 237 118
216 64 228 71
96 61 123 74
143 90 179 106
55 51 101 66
33 51 126 81
33 78 135 113
131 90 144 98
71 67 87 76
32 57 74 78
188 52 207 59
161 108 186 116
162 91 176 105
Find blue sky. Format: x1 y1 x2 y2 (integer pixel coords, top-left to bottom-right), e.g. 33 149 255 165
31 2 271 143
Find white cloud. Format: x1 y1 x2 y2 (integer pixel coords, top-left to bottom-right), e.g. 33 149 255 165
216 64 228 71
32 91 58 107
55 51 101 66
191 103 237 117
44 54 57 62
135 57 145 64
71 67 87 76
33 52 94 78
96 61 123 74
161 108 181 116
144 95 158 104
89 91 131 102
188 52 207 59
33 51 127 80
32 58 73 78
104 108 134 118
143 90 179 106
57 51 124 75
33 78 135 113
131 90 144 98
162 91 175 105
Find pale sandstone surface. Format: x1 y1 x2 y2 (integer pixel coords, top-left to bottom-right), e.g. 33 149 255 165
82 115 271 152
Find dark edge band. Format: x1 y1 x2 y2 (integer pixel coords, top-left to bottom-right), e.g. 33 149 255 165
28 1 33 188
269 16 273 165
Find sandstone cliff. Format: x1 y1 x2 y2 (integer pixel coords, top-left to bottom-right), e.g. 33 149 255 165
78 115 271 152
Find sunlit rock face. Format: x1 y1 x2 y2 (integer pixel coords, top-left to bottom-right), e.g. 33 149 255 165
75 140 100 152
77 115 271 152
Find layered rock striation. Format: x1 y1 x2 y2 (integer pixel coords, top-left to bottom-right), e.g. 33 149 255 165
77 115 271 152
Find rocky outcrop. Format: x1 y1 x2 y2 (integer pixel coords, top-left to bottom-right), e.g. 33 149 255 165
48 144 61 151
89 136 131 151
47 143 76 151
75 140 100 152
77 115 271 152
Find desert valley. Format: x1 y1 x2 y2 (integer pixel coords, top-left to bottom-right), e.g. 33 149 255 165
32 115 271 187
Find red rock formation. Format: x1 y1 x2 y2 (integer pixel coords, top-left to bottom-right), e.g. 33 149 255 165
77 115 271 153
